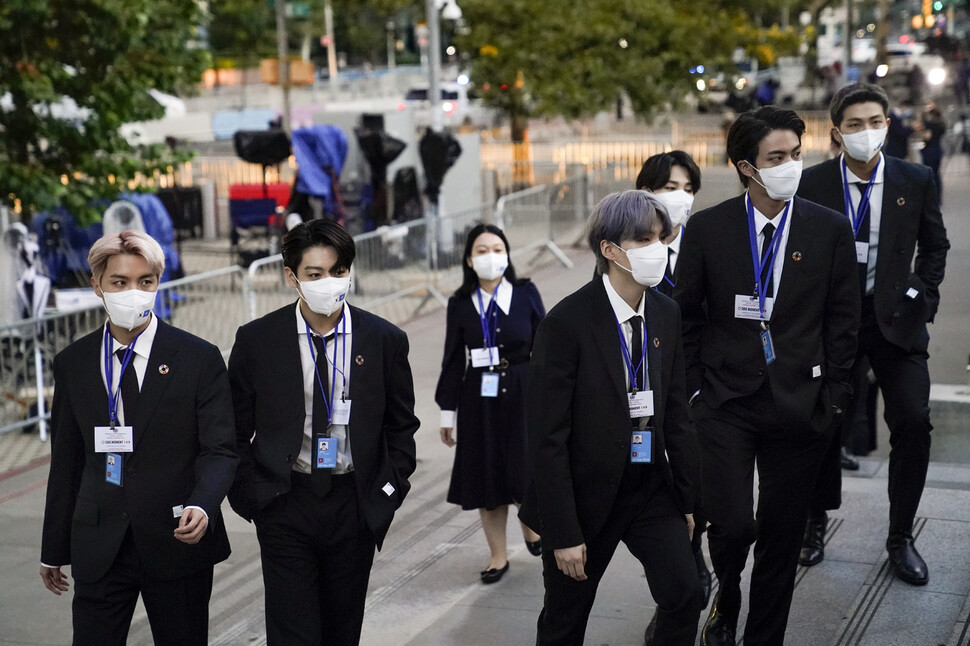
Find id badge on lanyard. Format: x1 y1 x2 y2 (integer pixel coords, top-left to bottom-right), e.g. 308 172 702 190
101 327 143 485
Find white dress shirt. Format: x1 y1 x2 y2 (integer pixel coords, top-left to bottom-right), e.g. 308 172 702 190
99 314 158 427
747 192 792 300
440 278 513 429
294 302 354 475
602 274 650 391
841 153 885 295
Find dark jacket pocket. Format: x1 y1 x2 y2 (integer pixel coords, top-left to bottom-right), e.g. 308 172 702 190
72 499 99 526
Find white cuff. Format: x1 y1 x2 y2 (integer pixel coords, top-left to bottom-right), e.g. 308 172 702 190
40 562 61 569
184 505 209 520
440 410 456 429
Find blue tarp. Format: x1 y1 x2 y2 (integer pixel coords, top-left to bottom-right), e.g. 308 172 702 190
291 124 348 216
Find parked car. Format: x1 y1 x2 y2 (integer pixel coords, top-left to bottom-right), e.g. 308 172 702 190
398 81 497 129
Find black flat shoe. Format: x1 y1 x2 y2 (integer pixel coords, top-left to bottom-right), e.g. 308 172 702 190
480 562 509 584
525 540 542 556
840 447 860 471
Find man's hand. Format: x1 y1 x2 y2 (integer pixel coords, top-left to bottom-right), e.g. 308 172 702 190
554 544 588 581
40 566 70 595
440 427 456 447
174 507 208 544
686 513 695 542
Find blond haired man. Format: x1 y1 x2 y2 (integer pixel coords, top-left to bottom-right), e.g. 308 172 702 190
40 230 237 646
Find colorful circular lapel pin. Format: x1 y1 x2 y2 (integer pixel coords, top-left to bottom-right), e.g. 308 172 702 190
792 251 803 262
158 364 170 375
897 197 905 206
652 338 660 348
355 355 364 366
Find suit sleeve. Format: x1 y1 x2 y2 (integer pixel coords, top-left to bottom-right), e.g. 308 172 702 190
527 282 547 342
527 313 583 549
384 331 419 501
186 344 239 517
914 171 949 322
41 354 85 567
227 327 257 521
661 304 700 514
673 220 707 398
434 297 466 413
824 216 861 411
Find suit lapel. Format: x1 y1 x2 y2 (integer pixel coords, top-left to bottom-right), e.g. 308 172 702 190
347 305 366 406
589 280 628 406
773 199 809 316
645 292 663 410
78 329 112 427
132 321 179 448
876 157 906 284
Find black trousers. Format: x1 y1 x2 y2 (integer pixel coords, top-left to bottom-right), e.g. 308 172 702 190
536 464 702 646
694 383 830 646
255 472 376 646
72 528 214 646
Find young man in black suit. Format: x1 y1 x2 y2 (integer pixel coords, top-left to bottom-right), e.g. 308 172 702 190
674 106 860 646
796 82 950 585
520 190 703 646
228 219 419 645
40 230 238 645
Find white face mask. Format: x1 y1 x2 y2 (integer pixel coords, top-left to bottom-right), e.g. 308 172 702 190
612 241 668 287
298 276 351 316
750 159 803 201
102 289 156 331
652 190 694 229
839 127 887 163
471 252 509 281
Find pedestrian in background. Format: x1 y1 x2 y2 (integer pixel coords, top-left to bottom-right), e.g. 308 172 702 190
40 230 238 645
797 82 950 587
675 106 860 646
436 223 545 584
227 219 419 645
521 190 703 645
918 102 946 199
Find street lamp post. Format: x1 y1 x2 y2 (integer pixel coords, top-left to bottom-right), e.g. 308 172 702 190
426 0 462 133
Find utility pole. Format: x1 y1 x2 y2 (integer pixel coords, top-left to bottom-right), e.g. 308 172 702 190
844 0 854 85
324 0 338 88
427 0 443 132
876 0 889 65
274 0 291 132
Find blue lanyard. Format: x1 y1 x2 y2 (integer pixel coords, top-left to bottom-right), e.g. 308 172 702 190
746 195 790 319
841 156 880 240
304 311 346 426
103 325 145 428
613 313 648 392
475 283 501 349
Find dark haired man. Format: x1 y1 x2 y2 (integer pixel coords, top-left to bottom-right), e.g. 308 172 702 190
227 219 419 644
796 82 949 585
520 190 703 645
674 106 860 646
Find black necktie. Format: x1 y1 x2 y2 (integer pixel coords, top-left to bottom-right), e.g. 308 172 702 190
761 222 776 297
666 247 675 281
854 182 871 294
310 335 333 495
629 315 643 391
116 348 139 422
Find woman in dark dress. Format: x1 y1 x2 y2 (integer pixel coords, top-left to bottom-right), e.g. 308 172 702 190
435 223 545 584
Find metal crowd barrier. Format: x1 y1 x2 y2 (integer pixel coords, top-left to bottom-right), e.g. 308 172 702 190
1 175 594 437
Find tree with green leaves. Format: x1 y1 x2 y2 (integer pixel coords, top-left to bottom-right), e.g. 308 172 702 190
456 0 802 141
0 0 208 225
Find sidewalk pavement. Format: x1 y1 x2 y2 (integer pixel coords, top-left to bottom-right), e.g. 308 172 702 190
3 245 970 646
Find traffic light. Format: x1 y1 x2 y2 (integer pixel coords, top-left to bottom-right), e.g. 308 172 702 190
933 0 943 10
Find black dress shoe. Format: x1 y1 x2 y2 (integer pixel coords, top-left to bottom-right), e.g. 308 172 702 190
840 447 860 471
525 540 542 556
480 562 509 584
695 547 713 608
700 596 737 646
887 538 929 586
798 511 827 567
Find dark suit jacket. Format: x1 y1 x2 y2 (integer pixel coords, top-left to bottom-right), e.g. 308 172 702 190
41 321 237 582
674 195 860 434
227 303 419 549
518 279 700 551
797 155 949 351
